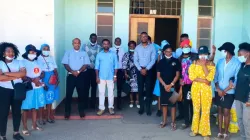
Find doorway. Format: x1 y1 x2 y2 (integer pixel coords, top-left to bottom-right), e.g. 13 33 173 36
154 18 179 51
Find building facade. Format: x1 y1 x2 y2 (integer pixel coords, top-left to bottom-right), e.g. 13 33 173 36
1 0 250 107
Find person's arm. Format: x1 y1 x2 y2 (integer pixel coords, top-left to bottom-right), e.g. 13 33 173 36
157 71 166 87
204 62 216 82
4 68 26 78
209 45 216 62
188 64 197 81
146 46 156 70
202 64 209 76
134 48 141 71
79 52 90 72
95 53 100 83
63 64 73 73
0 70 17 81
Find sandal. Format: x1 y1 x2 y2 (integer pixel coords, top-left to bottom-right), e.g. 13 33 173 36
38 120 46 125
47 119 55 123
203 136 210 140
159 122 167 128
214 133 223 140
0 136 7 140
180 124 189 130
32 126 43 131
22 130 30 136
171 123 177 131
189 132 197 137
223 134 229 140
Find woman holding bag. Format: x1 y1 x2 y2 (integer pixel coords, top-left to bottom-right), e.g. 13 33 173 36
0 42 26 140
37 44 59 123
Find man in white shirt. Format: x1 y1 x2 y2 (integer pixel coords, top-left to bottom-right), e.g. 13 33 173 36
110 37 125 110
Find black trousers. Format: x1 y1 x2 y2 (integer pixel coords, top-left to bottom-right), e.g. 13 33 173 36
86 69 97 108
116 69 124 108
151 62 157 100
182 85 193 125
65 72 89 117
0 86 22 136
137 69 152 112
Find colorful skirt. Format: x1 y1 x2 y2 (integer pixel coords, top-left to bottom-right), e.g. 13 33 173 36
43 71 59 104
21 87 45 110
153 80 160 97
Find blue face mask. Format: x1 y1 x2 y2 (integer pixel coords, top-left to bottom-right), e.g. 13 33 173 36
182 48 191 54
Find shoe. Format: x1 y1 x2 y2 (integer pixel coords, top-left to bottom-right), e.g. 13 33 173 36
180 124 189 130
109 108 115 115
147 111 152 116
152 100 158 105
138 109 144 115
47 119 55 124
203 136 210 140
97 110 105 116
80 112 86 118
32 126 43 131
189 132 197 137
13 133 24 140
129 103 134 108
0 136 7 140
156 110 162 117
176 115 184 121
135 101 140 109
136 104 140 109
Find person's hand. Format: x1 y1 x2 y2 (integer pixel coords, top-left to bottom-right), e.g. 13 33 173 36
229 81 235 89
96 78 100 84
217 89 223 97
72 71 79 77
212 45 216 54
55 81 60 88
180 79 184 86
44 85 48 91
33 78 41 87
246 102 250 107
200 59 207 66
113 76 117 83
222 90 226 96
164 84 172 92
140 69 147 76
204 79 211 85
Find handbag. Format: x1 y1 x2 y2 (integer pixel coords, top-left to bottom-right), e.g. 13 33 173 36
4 62 31 101
122 80 131 95
42 56 58 85
169 91 181 104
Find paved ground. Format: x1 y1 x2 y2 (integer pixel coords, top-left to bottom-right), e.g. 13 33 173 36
6 106 240 140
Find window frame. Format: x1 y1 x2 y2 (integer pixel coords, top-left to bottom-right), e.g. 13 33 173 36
96 0 115 44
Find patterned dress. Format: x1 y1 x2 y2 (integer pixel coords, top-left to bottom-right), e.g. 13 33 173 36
188 63 215 136
122 52 138 93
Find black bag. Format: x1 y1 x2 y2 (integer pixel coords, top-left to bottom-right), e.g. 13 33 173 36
122 80 131 95
4 62 32 101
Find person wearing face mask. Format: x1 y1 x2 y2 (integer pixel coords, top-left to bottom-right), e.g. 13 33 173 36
82 33 101 109
188 46 215 140
235 42 250 140
110 37 125 110
157 44 181 130
21 44 45 135
122 41 139 109
61 38 90 120
214 42 241 139
0 42 26 140
37 44 59 124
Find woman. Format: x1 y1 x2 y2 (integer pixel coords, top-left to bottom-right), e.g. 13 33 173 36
235 42 250 140
122 41 139 108
153 40 169 117
157 44 181 131
21 44 45 135
188 46 215 140
0 42 25 140
37 44 59 123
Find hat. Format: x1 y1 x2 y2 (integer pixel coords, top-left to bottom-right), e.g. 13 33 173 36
22 44 41 59
40 43 50 51
162 44 172 52
180 39 192 48
198 46 209 55
161 40 169 49
239 42 250 52
218 42 235 55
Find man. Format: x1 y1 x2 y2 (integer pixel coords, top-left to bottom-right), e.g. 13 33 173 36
235 42 250 140
61 38 90 120
110 37 125 110
82 33 101 109
134 32 156 116
95 39 118 116
214 42 241 139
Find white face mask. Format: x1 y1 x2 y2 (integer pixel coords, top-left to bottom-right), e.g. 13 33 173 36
182 48 191 54
114 45 120 49
165 55 172 59
199 55 208 60
221 50 227 57
89 41 97 46
5 56 14 61
238 56 247 63
42 51 50 56
28 54 37 60
129 49 134 52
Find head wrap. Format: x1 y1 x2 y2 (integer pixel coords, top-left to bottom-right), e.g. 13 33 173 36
40 44 50 51
180 39 192 48
161 40 169 49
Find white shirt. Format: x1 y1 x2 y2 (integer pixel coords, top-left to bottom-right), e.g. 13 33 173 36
0 60 24 89
110 46 125 69
22 59 43 89
37 55 58 72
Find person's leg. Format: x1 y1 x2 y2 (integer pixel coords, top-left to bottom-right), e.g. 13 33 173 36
76 72 87 117
176 101 184 120
191 89 201 135
38 107 45 125
223 108 230 135
46 104 53 120
22 111 28 131
107 80 115 113
90 69 97 109
217 107 223 135
65 75 76 118
116 70 124 110
145 70 152 115
0 88 11 137
32 109 38 128
235 100 246 139
182 85 190 127
161 106 167 127
98 80 106 111
171 106 177 131
137 71 145 114
156 97 162 117
242 102 250 140
11 98 22 134
129 93 134 107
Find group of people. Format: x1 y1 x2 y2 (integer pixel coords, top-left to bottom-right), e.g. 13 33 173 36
0 31 250 140
0 43 59 140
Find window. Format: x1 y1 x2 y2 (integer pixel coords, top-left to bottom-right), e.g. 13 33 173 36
197 0 214 50
130 0 182 15
96 0 114 44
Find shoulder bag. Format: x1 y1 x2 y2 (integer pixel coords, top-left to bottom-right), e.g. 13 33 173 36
42 56 58 85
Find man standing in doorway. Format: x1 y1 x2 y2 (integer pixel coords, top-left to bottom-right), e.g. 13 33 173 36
110 37 125 110
95 39 118 116
61 38 90 120
134 32 156 116
83 33 102 109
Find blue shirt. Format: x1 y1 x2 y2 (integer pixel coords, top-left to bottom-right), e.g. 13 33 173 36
61 49 90 71
214 57 241 94
95 50 118 80
134 43 156 71
153 43 161 60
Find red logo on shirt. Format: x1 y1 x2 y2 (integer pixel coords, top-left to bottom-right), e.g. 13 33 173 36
34 68 40 74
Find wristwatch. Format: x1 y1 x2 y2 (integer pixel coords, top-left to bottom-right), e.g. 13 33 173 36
114 75 117 78
171 83 175 86
77 71 80 74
